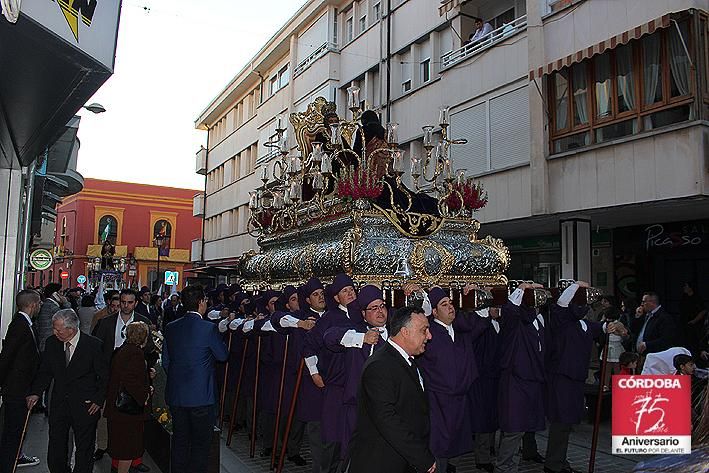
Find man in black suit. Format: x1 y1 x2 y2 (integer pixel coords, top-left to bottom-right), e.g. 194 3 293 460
637 292 679 355
0 290 43 473
91 289 156 468
26 309 109 473
349 306 436 473
135 288 158 328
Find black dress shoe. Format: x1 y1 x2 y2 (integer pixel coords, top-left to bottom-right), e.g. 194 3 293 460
523 453 545 463
287 455 307 466
476 463 494 472
446 463 456 473
131 464 150 473
92 449 105 462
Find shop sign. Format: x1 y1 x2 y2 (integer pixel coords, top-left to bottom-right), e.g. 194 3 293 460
29 248 53 270
644 221 709 251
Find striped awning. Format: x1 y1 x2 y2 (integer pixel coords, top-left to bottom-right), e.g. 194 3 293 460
439 0 469 16
529 14 671 80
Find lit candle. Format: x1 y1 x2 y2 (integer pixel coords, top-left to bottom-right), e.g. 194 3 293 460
330 124 341 145
411 157 422 177
312 172 325 190
261 166 269 181
439 106 450 126
386 123 399 144
347 86 361 110
456 169 466 185
276 114 284 131
443 158 452 179
321 153 332 174
422 126 433 147
290 180 302 201
392 150 405 173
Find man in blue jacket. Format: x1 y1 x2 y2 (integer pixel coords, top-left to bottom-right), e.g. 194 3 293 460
163 284 228 473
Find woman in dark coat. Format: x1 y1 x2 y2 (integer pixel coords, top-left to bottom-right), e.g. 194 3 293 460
105 321 151 472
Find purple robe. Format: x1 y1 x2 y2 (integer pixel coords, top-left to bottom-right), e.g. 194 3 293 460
303 306 351 443
324 320 387 456
545 303 602 424
468 318 501 433
497 301 546 433
417 311 488 458
272 308 325 422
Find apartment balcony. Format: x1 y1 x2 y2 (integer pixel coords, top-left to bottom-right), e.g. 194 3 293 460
195 146 207 175
193 192 205 217
293 42 338 79
191 239 202 262
441 14 527 69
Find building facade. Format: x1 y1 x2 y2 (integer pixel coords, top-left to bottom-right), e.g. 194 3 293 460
34 178 202 292
1 3 121 338
194 0 709 313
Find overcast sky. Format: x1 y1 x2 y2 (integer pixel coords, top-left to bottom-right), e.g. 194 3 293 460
76 0 307 190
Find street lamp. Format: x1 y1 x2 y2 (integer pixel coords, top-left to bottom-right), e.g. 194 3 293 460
154 235 165 292
82 102 106 114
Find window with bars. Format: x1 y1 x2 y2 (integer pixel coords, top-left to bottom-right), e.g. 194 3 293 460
548 19 695 154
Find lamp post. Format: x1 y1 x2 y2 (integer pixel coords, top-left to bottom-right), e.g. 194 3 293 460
154 235 165 292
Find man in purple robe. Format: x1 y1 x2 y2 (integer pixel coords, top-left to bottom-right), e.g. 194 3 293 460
418 286 498 473
468 306 502 473
495 282 547 473
322 285 389 465
272 279 324 471
543 282 622 473
303 274 358 473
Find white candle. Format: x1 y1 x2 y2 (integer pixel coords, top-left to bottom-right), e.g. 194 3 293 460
439 106 450 126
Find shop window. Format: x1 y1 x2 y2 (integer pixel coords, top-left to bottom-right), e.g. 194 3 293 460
98 215 118 244
549 18 696 153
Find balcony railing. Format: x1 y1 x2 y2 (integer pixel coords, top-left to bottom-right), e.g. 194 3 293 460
195 146 207 175
193 193 205 217
441 15 527 69
293 42 338 78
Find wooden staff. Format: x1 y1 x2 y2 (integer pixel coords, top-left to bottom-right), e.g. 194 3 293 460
276 359 305 473
249 335 263 458
589 333 611 473
218 330 234 429
270 335 290 469
12 409 32 473
226 338 249 446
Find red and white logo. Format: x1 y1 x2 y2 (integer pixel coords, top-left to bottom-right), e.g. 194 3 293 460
612 375 691 454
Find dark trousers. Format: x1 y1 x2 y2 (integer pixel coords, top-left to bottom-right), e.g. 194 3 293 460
170 404 216 473
262 412 304 457
321 441 341 473
521 431 539 458
544 423 572 472
47 404 98 473
306 421 323 473
0 399 27 473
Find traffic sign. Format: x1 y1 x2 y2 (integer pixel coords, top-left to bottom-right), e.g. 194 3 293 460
29 249 53 271
164 271 179 286
77 275 87 284
60 271 70 280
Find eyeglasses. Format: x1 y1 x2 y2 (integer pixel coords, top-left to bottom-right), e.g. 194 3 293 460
365 303 387 312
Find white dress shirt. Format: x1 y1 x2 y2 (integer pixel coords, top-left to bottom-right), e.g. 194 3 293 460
388 339 424 390
65 330 81 363
433 318 455 342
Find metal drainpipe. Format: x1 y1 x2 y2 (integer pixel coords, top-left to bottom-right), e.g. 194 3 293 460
16 151 40 290
386 0 392 123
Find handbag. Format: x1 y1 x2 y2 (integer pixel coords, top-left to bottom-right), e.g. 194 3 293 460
115 387 143 415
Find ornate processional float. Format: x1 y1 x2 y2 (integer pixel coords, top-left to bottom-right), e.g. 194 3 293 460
236 91 510 300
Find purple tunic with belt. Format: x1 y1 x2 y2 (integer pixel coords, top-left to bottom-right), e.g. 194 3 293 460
497 299 547 433
468 313 501 434
418 311 489 459
545 300 602 425
303 306 351 443
324 319 387 456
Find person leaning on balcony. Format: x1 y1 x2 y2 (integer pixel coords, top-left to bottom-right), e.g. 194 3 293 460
468 18 493 43
104 321 152 473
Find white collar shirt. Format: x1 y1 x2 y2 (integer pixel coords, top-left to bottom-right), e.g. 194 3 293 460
433 318 455 342
66 330 81 362
387 339 424 390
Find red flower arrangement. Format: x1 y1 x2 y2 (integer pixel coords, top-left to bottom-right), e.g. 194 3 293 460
445 181 488 211
337 168 383 200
